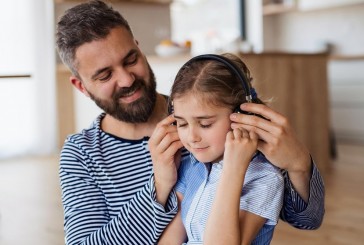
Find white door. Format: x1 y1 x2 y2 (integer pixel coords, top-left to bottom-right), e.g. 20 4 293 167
0 0 56 159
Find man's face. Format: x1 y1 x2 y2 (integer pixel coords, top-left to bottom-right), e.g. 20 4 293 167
74 27 157 123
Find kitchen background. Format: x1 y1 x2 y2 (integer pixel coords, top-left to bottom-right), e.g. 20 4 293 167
0 0 364 244
1 0 364 160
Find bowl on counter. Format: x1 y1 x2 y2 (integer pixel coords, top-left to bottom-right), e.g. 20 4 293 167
155 43 190 57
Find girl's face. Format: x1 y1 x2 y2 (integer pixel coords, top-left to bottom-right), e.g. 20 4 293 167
173 92 232 163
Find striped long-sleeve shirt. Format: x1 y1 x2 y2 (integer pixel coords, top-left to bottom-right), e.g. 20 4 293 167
280 164 325 229
60 114 178 245
60 113 324 244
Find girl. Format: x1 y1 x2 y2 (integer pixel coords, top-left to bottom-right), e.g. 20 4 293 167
156 53 284 244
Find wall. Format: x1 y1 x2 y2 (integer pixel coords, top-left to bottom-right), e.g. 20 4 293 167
262 3 364 143
55 1 171 56
0 0 56 158
170 0 242 55
328 59 364 143
263 4 364 55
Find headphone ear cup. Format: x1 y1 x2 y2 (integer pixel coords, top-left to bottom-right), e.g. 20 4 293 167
168 104 173 115
233 106 243 114
167 100 177 125
167 98 174 115
234 103 270 121
234 106 251 115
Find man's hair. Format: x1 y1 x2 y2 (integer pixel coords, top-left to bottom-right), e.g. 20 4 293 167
56 0 133 76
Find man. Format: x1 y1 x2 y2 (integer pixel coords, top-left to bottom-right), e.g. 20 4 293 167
56 1 324 244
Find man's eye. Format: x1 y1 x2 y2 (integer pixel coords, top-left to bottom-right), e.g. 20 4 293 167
125 55 138 66
99 72 112 82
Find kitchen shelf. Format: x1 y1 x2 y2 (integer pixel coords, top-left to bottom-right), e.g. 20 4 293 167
263 3 296 15
263 0 364 16
55 0 172 4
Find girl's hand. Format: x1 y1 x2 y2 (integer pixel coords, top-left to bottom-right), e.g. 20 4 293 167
223 128 258 176
148 115 183 206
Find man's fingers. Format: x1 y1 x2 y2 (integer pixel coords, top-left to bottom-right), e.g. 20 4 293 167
164 140 184 158
235 103 273 121
232 124 272 142
155 114 176 128
156 131 181 153
150 115 177 144
231 112 286 139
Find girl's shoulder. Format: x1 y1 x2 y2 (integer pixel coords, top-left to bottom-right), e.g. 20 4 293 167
247 152 283 177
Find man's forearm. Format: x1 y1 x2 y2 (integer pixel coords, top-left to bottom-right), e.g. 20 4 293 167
287 155 312 202
281 162 325 230
287 168 311 202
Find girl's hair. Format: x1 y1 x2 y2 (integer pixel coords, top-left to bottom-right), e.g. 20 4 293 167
170 53 263 111
56 0 133 77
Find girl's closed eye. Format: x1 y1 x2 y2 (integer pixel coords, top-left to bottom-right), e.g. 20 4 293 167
200 123 212 128
176 120 187 128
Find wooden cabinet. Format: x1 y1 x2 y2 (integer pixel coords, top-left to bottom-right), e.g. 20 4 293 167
239 52 331 174
56 65 75 149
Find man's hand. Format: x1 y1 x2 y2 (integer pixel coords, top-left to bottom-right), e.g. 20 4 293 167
230 103 311 201
148 115 183 206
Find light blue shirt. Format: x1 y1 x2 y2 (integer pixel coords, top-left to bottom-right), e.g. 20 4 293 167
175 153 284 244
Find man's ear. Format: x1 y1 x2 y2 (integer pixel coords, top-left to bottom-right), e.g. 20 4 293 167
70 76 90 97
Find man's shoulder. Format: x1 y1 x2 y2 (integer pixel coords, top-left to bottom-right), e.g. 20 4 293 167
63 113 104 147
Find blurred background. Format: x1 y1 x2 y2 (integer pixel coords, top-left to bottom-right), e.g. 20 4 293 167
0 0 363 244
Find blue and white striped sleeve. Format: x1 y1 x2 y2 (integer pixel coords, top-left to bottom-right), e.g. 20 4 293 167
280 161 325 230
60 140 178 245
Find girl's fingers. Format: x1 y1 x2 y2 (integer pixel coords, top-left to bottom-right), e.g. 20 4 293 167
241 128 249 138
249 130 258 140
232 128 254 140
232 128 242 139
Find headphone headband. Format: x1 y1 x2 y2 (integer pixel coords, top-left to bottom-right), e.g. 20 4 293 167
182 54 253 103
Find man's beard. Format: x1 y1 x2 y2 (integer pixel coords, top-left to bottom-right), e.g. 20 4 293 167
88 65 157 123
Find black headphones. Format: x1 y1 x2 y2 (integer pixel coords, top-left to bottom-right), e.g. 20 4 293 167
169 54 254 115
185 54 253 104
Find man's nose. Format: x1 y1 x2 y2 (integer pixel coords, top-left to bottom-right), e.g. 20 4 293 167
115 68 135 87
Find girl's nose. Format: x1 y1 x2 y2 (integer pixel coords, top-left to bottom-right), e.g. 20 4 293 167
188 127 201 143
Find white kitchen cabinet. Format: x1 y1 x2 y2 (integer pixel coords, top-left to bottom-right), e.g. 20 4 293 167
298 0 364 11
328 58 364 143
148 55 191 95
0 0 56 158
